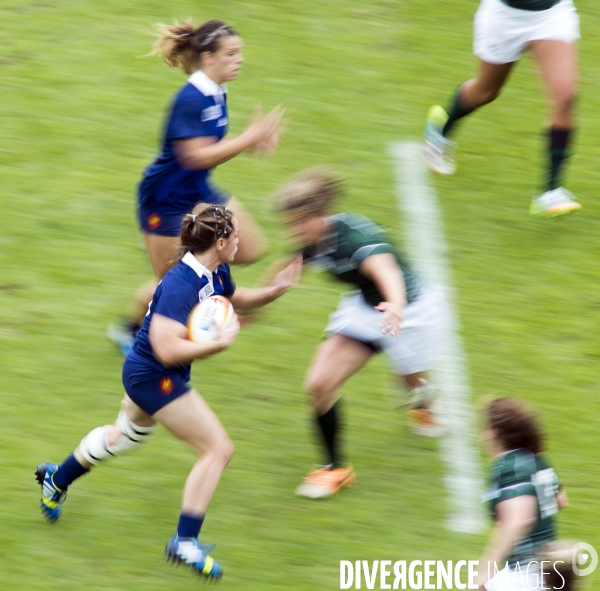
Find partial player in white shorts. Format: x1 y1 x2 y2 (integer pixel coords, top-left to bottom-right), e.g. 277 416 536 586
474 0 579 64
325 288 444 378
423 0 582 219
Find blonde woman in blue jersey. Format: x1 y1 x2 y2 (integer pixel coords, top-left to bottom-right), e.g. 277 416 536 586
423 0 581 219
36 203 300 581
275 168 445 500
477 397 569 590
108 18 285 354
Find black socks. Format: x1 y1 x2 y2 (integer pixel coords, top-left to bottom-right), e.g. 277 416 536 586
547 127 573 192
316 402 341 468
442 86 475 137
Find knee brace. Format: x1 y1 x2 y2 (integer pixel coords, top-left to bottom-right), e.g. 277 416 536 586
80 411 157 466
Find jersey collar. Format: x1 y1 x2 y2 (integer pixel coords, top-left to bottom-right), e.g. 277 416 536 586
188 70 228 97
182 251 213 282
315 216 338 256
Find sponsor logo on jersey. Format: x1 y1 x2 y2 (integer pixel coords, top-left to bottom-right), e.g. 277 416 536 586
147 213 162 230
199 282 215 301
159 377 174 395
217 117 228 127
201 105 223 122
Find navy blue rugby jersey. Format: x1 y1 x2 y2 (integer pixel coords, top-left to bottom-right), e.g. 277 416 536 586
129 251 236 381
138 70 229 215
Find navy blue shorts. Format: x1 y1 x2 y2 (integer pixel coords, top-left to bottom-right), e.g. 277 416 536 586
122 355 191 415
138 209 185 237
138 192 230 237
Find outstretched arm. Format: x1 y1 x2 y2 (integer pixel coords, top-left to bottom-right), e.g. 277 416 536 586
230 255 302 311
174 105 285 170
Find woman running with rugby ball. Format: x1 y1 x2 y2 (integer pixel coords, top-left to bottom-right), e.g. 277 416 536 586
423 0 581 219
109 18 285 353
37 204 300 580
274 168 444 499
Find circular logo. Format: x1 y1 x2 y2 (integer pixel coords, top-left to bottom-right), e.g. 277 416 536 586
573 542 598 577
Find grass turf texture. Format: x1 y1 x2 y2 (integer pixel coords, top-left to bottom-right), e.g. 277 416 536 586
1 0 600 589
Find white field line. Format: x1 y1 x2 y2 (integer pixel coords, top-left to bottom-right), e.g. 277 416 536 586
390 141 486 534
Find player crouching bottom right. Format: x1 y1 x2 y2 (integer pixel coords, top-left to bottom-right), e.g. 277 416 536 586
477 397 575 590
273 168 446 500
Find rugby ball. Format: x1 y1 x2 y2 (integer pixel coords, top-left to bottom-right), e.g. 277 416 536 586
188 296 235 343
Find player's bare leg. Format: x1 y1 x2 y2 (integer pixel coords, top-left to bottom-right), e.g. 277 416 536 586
424 60 515 175
295 335 372 499
529 39 581 218
156 389 233 579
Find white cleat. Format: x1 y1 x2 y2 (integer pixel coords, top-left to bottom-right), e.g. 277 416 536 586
529 187 582 219
423 105 457 175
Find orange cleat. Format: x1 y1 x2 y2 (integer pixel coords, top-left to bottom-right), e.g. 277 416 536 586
295 465 356 499
408 407 444 437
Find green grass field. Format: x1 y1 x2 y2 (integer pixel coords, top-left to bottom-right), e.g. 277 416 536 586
2 1 600 589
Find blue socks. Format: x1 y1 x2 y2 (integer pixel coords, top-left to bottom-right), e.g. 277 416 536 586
53 453 89 490
177 512 205 539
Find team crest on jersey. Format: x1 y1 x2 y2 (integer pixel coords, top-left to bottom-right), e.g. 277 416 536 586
147 213 162 230
198 282 215 301
201 105 223 122
159 377 174 395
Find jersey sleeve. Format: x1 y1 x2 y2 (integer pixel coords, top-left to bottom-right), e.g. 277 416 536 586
495 455 537 504
220 265 236 298
342 215 395 265
167 96 219 141
153 276 198 326
350 240 395 265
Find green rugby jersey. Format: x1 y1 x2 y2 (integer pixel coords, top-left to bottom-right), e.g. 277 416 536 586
301 213 420 307
485 449 560 567
500 0 560 10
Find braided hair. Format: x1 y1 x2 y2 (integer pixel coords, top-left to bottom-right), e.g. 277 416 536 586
178 203 235 258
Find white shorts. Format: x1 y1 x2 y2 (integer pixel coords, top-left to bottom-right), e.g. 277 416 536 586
325 288 445 376
485 566 542 590
473 0 580 64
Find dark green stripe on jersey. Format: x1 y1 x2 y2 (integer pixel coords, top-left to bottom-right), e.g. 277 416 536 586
500 0 561 11
301 213 420 307
485 449 560 567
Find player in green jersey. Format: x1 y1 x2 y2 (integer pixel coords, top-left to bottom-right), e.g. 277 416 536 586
274 168 445 499
423 0 581 219
477 397 569 590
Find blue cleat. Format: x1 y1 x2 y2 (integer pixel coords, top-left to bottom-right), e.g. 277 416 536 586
164 534 223 580
35 463 67 523
106 322 135 356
